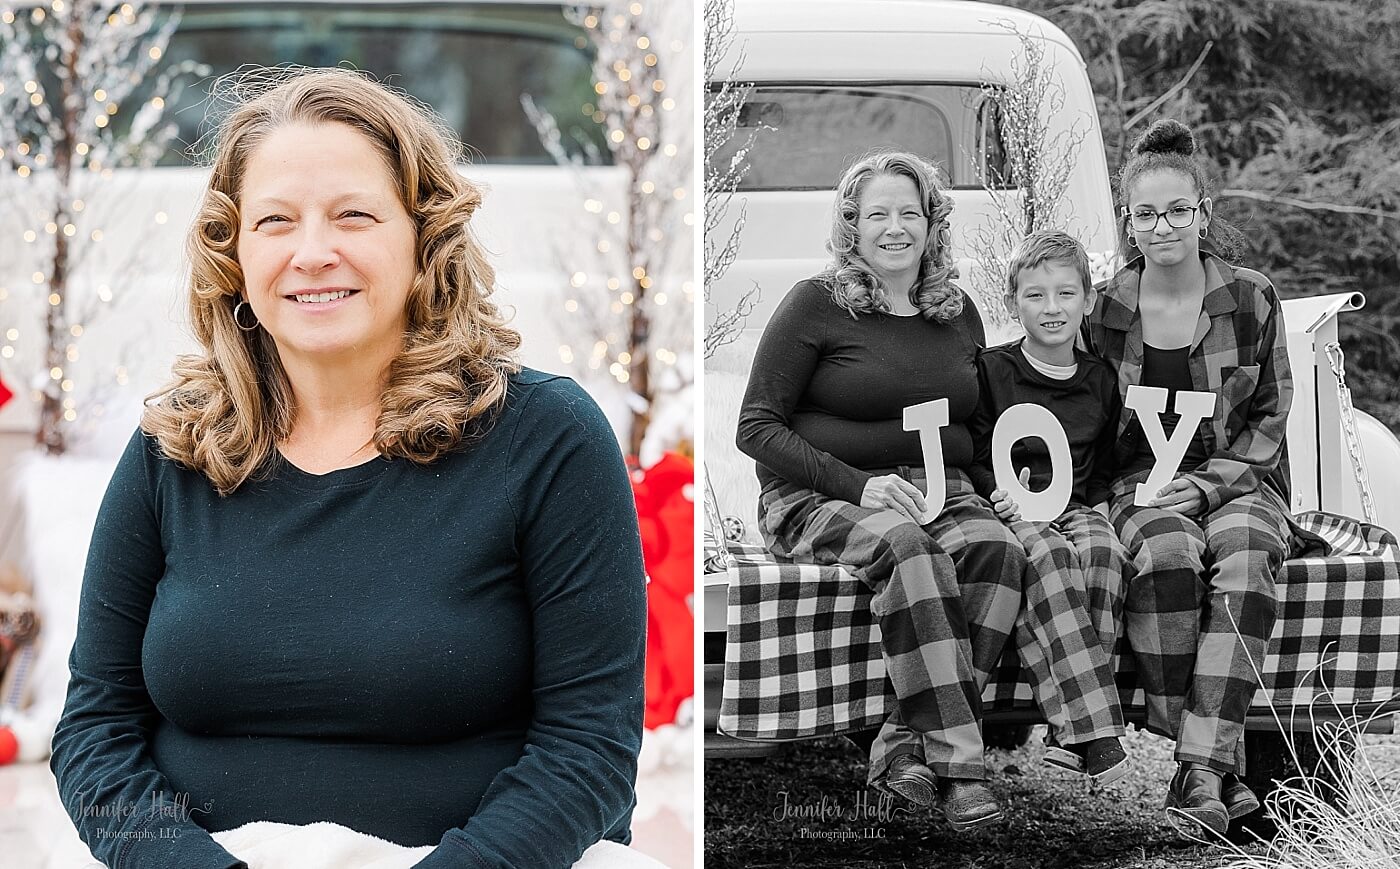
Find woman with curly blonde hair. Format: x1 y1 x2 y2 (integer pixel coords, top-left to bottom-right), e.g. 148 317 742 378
50 68 653 869
737 151 1026 831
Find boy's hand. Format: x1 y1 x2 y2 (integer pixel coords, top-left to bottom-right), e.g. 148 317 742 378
989 468 1031 523
861 474 929 524
1148 478 1205 516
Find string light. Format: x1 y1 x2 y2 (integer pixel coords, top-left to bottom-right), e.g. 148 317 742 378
553 3 694 447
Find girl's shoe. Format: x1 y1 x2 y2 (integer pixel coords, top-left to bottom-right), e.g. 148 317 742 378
1164 763 1229 837
1221 773 1260 819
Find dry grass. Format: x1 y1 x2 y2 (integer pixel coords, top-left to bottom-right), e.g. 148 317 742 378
704 726 1400 868
1218 723 1400 868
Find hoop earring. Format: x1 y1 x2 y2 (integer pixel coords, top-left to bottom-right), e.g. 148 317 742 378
233 301 260 332
1198 223 1209 239
1127 235 1139 249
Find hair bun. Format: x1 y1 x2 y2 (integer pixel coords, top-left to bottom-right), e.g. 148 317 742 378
1131 119 1195 157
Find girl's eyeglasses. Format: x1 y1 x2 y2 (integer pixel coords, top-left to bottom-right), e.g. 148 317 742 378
1122 199 1205 232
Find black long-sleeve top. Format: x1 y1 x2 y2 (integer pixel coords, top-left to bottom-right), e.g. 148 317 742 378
736 278 986 504
967 341 1120 508
49 369 647 869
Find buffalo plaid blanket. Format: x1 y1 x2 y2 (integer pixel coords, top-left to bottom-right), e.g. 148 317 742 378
718 512 1400 741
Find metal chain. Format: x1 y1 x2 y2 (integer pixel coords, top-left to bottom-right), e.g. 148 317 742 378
1325 342 1378 524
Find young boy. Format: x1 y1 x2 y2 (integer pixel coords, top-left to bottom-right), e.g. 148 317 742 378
967 229 1131 784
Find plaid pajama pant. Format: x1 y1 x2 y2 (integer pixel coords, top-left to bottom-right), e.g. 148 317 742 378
759 467 1024 781
1011 507 1129 747
1109 473 1291 774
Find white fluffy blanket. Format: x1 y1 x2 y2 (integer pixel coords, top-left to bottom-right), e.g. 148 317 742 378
206 822 661 869
210 822 433 869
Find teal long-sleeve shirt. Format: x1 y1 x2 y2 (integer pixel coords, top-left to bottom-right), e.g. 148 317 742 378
50 369 647 869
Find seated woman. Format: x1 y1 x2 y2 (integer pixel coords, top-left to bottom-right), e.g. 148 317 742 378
1087 118 1308 837
50 68 652 869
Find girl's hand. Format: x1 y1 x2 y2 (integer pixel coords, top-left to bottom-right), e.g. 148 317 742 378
1149 478 1205 515
861 474 928 524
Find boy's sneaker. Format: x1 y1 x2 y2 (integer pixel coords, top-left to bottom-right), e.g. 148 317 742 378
1082 736 1130 785
1042 736 1085 774
1221 773 1260 819
1043 735 1129 785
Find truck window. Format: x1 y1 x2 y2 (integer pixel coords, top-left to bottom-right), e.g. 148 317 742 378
711 82 1010 191
140 2 607 166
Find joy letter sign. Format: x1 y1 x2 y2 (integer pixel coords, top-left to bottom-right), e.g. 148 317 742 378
903 385 1217 522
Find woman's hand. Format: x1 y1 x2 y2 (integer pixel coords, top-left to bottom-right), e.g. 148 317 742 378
1149 478 1205 515
860 474 928 524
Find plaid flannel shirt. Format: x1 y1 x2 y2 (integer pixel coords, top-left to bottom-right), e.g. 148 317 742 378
1085 252 1292 514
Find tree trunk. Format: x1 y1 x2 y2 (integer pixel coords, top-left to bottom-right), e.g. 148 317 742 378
36 1 84 455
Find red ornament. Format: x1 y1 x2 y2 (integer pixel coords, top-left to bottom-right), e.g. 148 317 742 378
630 451 695 729
0 727 17 766
0 371 11 412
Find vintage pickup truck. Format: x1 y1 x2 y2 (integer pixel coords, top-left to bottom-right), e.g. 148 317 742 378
702 0 1400 831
